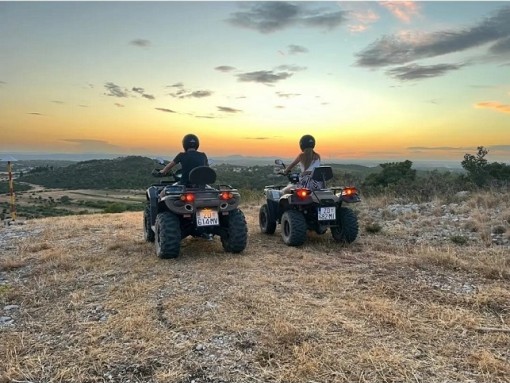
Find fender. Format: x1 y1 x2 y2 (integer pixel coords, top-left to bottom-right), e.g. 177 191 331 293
146 186 160 226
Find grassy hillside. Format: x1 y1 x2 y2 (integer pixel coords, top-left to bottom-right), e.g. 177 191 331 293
1 192 509 382
15 156 379 191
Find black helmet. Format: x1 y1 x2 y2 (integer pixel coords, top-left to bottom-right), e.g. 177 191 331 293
299 134 315 151
182 134 199 150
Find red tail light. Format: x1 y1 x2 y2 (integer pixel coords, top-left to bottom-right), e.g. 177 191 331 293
219 191 234 200
180 193 195 203
342 187 358 196
295 188 311 200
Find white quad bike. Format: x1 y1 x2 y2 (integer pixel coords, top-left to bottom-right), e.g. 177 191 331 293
144 164 247 259
259 160 360 246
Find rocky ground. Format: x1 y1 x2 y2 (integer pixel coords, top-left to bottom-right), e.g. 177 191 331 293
0 191 509 383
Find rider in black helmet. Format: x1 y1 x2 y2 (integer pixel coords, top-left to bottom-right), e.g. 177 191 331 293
159 133 209 185
282 134 322 193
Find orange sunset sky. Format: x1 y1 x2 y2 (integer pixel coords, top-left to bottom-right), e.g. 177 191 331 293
1 1 509 164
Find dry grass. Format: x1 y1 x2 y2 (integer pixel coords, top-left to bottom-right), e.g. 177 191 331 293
1 195 509 383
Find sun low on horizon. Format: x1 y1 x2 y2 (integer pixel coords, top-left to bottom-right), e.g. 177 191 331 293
1 1 509 164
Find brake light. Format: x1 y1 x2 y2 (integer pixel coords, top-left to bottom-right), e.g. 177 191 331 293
219 191 234 200
295 188 311 200
342 187 358 196
180 193 195 203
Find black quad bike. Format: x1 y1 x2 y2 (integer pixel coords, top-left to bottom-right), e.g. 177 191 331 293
144 165 248 259
259 160 360 246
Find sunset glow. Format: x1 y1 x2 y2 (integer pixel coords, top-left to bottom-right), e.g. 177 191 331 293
1 1 509 163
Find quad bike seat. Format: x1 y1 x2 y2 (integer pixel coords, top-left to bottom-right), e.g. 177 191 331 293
311 166 333 184
188 166 217 188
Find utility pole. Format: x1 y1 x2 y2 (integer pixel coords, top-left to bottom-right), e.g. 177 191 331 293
1 155 18 222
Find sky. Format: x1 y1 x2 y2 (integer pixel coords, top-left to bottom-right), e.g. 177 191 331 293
1 1 509 164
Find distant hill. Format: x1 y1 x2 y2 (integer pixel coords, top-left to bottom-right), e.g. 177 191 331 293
18 156 158 190
15 156 378 190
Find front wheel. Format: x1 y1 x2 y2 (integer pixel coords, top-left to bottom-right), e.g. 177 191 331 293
259 204 276 234
281 209 306 246
220 209 248 253
155 211 181 259
331 207 358 244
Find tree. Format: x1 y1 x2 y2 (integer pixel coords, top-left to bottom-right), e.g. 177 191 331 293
363 160 416 188
461 146 510 187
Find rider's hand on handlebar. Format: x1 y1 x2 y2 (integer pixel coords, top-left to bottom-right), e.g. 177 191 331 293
152 169 164 177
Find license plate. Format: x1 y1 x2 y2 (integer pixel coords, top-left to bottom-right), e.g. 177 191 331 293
318 207 336 221
196 208 219 226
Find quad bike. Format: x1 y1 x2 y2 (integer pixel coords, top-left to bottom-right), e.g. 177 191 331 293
259 160 360 246
144 164 247 259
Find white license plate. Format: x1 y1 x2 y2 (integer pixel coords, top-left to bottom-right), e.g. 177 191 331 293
318 207 336 221
196 208 219 226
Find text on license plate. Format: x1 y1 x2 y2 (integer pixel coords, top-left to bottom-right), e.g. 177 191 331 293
318 207 336 221
196 208 219 226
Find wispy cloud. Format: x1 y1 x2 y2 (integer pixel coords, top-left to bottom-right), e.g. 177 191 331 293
380 1 420 23
0 80 6 85
130 39 151 48
132 87 155 100
28 112 43 116
347 9 379 33
155 107 176 113
237 70 293 85
62 139 122 152
114 103 124 108
168 86 213 99
243 136 271 140
288 44 308 55
215 65 236 72
52 100 64 104
276 91 301 98
386 63 465 81
275 64 307 72
475 101 510 114
226 2 348 33
217 106 242 113
356 6 510 69
104 82 129 98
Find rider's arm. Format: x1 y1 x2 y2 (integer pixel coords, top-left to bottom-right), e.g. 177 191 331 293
284 155 301 174
160 161 176 175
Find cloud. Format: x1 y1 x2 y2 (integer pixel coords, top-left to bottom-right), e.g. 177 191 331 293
132 87 145 94
380 1 420 23
142 94 155 100
52 100 64 104
62 139 122 152
475 101 510 114
288 44 308 55
155 107 176 113
28 112 43 116
104 82 129 98
386 63 465 81
226 2 348 33
347 9 379 33
355 6 510 68
217 106 242 113
275 64 307 72
167 82 183 88
243 137 271 140
130 39 151 47
215 65 236 72
0 80 6 85
237 70 293 85
114 103 125 108
407 146 469 151
490 36 510 55
276 91 301 98
168 88 213 99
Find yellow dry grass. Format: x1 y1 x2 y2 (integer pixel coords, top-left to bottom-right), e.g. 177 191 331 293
0 198 509 383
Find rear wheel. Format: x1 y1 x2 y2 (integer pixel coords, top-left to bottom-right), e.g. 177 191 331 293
331 207 358 244
155 211 181 259
143 203 155 242
281 209 306 246
220 209 248 253
259 204 276 234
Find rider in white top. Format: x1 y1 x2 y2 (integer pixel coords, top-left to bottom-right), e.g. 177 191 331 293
282 135 323 193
